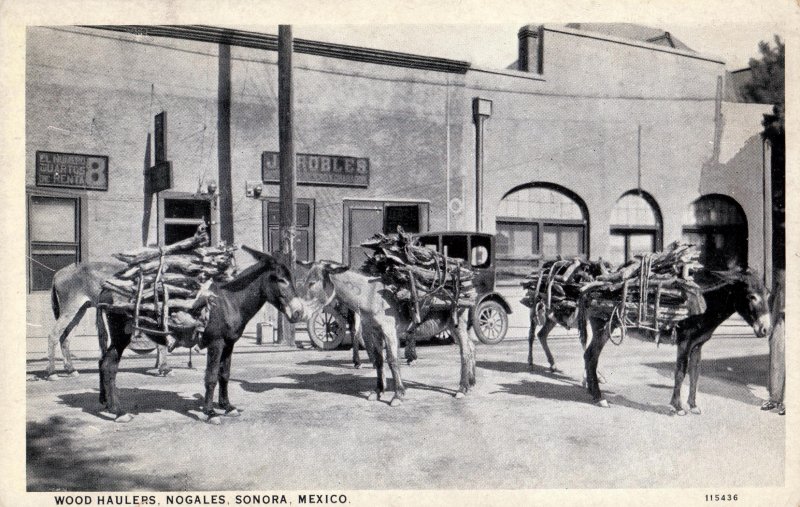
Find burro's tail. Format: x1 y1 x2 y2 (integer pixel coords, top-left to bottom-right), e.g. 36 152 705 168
51 284 61 320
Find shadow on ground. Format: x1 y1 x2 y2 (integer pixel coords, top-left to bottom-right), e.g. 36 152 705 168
493 379 593 404
57 388 200 421
644 353 768 406
478 359 573 381
27 416 176 491
235 371 456 399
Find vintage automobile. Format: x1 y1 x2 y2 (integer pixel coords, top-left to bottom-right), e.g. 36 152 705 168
306 231 512 349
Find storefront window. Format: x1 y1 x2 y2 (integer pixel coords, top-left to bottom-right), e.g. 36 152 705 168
495 185 588 280
160 196 211 246
384 204 420 234
609 192 662 265
682 195 747 270
28 196 80 291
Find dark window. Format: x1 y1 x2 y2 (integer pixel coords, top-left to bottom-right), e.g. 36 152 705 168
162 198 210 245
28 196 80 291
384 205 420 234
442 236 469 262
266 200 314 262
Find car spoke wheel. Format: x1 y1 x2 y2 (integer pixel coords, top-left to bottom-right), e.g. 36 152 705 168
307 309 346 350
473 300 508 345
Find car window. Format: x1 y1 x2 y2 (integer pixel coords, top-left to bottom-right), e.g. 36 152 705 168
471 235 491 268
442 236 468 261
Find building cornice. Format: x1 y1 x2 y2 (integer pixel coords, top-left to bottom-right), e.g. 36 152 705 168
86 25 471 74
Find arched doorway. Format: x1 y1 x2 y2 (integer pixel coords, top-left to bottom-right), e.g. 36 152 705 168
609 190 663 265
682 194 748 270
495 183 589 279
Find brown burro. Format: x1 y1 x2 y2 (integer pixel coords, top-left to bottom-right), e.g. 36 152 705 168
95 246 307 424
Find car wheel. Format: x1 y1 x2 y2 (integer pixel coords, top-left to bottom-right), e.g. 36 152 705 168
473 300 508 345
307 308 346 350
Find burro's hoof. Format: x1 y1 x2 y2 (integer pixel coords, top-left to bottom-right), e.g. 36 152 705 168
367 392 379 401
46 374 60 382
549 365 562 374
407 360 417 367
455 391 466 399
671 406 687 416
67 370 80 378
225 408 241 417
207 416 222 425
596 399 610 408
353 364 361 369
115 413 134 423
159 369 175 377
690 406 702 415
390 397 403 407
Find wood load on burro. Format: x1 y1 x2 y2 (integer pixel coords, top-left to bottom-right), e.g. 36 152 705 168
360 227 477 329
521 242 706 343
99 224 238 351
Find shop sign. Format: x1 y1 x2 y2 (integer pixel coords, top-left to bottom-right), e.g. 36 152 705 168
262 152 369 188
36 151 109 191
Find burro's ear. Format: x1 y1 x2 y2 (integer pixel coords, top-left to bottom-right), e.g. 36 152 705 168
296 260 314 267
241 245 273 262
320 260 349 275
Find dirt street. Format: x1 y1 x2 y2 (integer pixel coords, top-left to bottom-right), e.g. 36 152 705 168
27 333 783 491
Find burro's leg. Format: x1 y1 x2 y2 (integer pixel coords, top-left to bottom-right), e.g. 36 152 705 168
97 309 133 422
350 311 362 369
203 341 224 424
218 341 239 416
537 319 559 372
453 311 476 398
687 332 713 414
670 337 691 415
382 319 405 406
156 344 173 376
583 317 611 407
367 323 386 402
47 302 89 378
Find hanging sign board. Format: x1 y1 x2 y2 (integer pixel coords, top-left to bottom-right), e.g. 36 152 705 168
36 151 109 191
149 160 173 193
262 152 370 188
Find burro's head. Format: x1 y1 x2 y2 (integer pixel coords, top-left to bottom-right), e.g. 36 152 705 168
296 260 350 316
239 246 306 323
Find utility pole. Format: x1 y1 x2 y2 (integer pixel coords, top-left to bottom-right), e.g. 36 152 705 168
277 25 297 346
218 43 234 244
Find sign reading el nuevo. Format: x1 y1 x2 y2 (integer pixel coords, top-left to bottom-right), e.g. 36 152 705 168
262 152 369 188
36 151 109 191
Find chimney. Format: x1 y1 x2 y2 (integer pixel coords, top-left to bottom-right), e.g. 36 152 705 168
518 24 544 74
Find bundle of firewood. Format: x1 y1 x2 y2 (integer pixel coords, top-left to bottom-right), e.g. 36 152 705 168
361 228 477 323
520 258 610 327
101 224 237 347
580 242 706 331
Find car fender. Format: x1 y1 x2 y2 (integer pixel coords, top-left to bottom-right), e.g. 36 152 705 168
473 292 513 315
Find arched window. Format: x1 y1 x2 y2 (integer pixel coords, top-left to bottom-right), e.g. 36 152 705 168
495 183 588 277
609 191 663 265
682 194 747 270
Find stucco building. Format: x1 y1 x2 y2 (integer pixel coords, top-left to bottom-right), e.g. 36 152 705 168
25 24 774 349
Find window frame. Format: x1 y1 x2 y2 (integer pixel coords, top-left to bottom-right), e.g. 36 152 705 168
26 187 88 292
157 191 217 247
342 199 430 264
496 216 587 262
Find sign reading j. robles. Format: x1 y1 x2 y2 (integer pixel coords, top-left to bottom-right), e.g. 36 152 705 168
262 152 369 188
36 151 109 191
